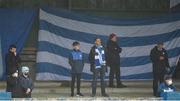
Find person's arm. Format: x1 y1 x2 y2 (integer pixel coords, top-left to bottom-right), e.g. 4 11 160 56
150 49 159 63
82 53 85 68
89 47 95 72
68 53 74 67
116 43 122 53
30 78 34 91
6 54 14 75
164 50 170 68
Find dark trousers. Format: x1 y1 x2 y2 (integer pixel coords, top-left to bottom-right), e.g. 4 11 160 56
71 73 81 94
92 66 106 95
6 76 17 92
109 65 121 86
153 72 164 96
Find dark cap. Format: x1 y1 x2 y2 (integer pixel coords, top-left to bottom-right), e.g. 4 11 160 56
72 41 80 46
164 75 172 80
9 44 16 49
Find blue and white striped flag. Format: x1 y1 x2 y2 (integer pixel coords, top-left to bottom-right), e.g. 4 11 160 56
36 8 180 80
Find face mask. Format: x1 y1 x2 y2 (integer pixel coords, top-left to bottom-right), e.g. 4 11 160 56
157 47 162 51
23 72 29 76
167 80 173 85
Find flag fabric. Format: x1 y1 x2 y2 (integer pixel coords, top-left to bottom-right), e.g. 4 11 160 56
36 8 180 80
0 9 36 80
170 0 180 8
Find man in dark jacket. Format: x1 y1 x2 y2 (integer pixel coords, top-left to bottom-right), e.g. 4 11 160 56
150 42 170 97
6 45 21 93
89 38 108 97
16 66 33 98
106 33 126 88
69 41 84 97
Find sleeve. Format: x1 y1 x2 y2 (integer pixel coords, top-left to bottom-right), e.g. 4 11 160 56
30 79 34 91
6 54 13 75
17 55 21 65
89 47 94 65
158 83 164 94
89 47 95 72
16 55 21 71
150 49 158 63
164 50 170 68
68 52 73 67
118 47 122 53
82 53 85 67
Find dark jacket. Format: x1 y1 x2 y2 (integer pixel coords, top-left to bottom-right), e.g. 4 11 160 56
14 75 34 98
6 52 21 75
89 45 107 72
69 49 84 73
106 40 122 66
5 52 21 92
150 46 170 74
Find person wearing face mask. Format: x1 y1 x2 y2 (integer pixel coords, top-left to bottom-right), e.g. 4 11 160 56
15 66 34 98
6 45 21 93
89 37 109 97
69 41 84 97
150 42 170 97
159 76 176 97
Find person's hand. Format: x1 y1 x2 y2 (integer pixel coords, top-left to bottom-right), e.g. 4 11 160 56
12 72 18 77
14 52 16 56
160 56 164 60
26 88 31 94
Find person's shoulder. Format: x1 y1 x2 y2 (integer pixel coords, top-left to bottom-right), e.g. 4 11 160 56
159 82 166 87
151 46 157 51
91 45 96 49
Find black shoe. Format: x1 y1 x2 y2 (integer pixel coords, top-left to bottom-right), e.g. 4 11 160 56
109 85 116 88
102 93 109 97
117 84 127 88
76 93 84 97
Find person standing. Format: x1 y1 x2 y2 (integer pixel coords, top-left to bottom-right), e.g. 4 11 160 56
150 42 170 97
69 41 84 97
106 33 126 88
6 45 21 93
89 38 108 97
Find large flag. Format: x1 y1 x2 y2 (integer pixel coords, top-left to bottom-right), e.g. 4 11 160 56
36 8 180 80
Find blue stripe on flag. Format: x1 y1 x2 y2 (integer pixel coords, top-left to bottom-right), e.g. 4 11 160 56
40 20 180 47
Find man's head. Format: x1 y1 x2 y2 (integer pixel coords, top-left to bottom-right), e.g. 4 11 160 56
164 75 173 86
72 41 80 50
95 37 102 46
21 66 30 77
157 42 164 50
9 44 16 53
109 33 117 42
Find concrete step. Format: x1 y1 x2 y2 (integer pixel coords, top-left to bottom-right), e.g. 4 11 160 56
0 80 179 99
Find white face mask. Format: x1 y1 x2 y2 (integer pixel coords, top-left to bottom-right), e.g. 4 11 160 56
166 80 173 85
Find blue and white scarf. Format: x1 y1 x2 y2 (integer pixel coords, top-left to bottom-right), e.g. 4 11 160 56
94 45 106 69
